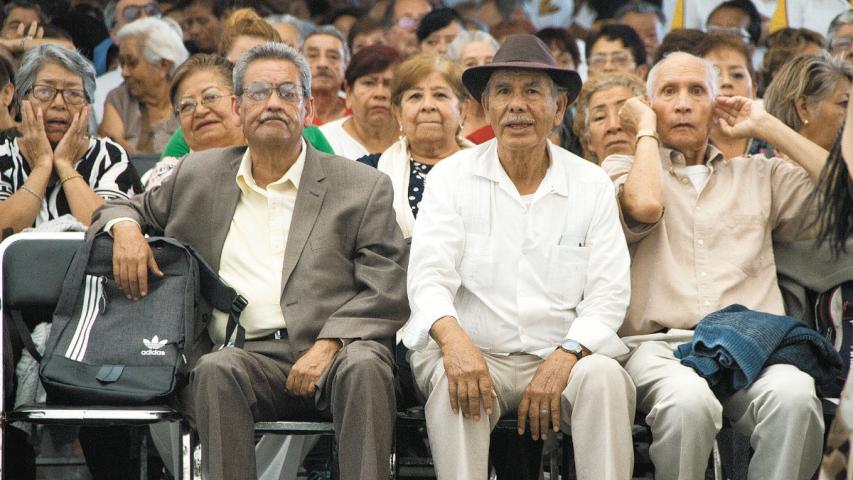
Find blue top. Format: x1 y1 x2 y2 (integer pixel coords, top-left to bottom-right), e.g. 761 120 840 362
93 37 113 76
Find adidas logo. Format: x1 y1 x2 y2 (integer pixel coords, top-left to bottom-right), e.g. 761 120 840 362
141 335 168 356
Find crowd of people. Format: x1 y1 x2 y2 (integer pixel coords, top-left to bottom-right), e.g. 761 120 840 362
1 0 853 479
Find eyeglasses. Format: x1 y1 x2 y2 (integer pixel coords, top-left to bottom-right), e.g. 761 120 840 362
705 25 751 43
396 16 421 30
830 37 853 52
242 82 302 103
121 3 161 23
588 52 634 68
29 85 87 106
176 91 228 116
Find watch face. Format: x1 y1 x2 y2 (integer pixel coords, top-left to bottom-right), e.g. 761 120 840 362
561 340 581 353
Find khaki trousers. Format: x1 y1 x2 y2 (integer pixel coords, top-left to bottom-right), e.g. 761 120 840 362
411 347 636 480
622 333 824 480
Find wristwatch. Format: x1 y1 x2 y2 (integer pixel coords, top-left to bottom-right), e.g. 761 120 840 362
559 339 584 360
635 129 660 146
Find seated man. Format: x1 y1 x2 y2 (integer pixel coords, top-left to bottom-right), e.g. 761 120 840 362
604 51 829 480
90 42 409 480
404 35 636 480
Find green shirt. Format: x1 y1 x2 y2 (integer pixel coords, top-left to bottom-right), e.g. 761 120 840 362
159 125 335 158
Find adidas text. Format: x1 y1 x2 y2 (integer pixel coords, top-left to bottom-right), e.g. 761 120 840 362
141 349 166 356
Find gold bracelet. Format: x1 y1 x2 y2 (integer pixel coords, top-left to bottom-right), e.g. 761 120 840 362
59 174 83 186
19 185 42 202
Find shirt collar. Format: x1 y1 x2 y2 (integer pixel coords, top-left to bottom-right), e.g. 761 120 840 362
660 143 726 171
236 138 306 195
473 139 568 197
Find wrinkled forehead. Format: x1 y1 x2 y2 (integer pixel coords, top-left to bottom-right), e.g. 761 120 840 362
590 85 634 109
651 56 714 93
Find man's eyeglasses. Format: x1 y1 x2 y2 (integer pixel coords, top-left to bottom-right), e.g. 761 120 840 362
29 85 87 106
242 82 302 103
121 3 161 23
705 25 751 43
830 37 853 53
176 92 228 116
588 52 634 68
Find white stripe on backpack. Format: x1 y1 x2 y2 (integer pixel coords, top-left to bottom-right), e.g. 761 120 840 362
65 275 103 361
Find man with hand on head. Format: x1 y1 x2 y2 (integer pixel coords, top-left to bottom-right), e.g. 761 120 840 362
90 42 409 480
604 51 830 480
405 34 636 480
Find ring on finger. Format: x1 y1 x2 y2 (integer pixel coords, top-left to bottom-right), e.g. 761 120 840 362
539 409 549 414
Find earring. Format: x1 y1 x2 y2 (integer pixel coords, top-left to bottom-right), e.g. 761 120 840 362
803 119 810 125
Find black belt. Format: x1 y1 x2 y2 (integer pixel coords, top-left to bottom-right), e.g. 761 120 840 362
252 328 288 341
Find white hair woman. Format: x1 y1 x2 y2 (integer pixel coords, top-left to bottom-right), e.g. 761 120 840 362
99 16 189 153
446 30 498 144
0 45 141 232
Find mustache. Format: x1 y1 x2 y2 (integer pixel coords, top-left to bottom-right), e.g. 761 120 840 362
500 115 535 126
259 112 289 123
314 68 335 77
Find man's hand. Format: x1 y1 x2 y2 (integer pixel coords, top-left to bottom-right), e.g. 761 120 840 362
431 316 494 421
618 96 657 137
517 348 576 441
17 101 53 173
286 339 342 397
714 95 766 140
111 220 163 300
53 105 91 176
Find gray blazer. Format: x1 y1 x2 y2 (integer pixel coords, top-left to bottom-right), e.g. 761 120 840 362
90 144 409 364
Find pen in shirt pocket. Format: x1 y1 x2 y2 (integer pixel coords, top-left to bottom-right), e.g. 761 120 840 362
558 234 587 247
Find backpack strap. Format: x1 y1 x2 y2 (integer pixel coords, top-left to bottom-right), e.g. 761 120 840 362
8 310 41 362
179 242 248 349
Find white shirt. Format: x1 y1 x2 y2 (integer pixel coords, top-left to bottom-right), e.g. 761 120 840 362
93 69 123 126
209 140 306 344
403 139 631 358
319 116 369 160
685 164 710 192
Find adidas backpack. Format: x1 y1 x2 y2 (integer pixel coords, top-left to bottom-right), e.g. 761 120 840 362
37 233 246 405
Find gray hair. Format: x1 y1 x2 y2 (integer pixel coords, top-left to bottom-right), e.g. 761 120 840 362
116 17 188 76
646 51 719 100
304 25 351 64
14 45 96 107
103 0 118 31
265 13 316 46
828 9 853 42
233 41 312 101
446 30 499 62
764 51 853 131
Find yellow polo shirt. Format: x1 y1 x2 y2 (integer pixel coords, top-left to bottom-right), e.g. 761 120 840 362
209 140 306 344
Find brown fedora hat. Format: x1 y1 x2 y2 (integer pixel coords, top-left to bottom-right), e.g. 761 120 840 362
462 34 582 105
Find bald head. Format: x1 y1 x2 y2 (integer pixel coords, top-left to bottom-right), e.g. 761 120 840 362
647 52 718 100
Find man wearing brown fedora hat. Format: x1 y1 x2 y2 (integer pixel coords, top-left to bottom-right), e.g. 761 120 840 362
403 34 636 480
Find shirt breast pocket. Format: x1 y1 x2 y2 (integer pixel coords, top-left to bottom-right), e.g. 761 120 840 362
459 233 494 290
547 245 590 309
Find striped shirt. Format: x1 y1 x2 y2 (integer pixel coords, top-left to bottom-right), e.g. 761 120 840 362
0 132 142 227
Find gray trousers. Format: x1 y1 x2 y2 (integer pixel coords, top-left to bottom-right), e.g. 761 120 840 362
183 339 396 480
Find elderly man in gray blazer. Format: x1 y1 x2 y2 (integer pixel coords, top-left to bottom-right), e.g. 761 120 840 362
89 42 409 480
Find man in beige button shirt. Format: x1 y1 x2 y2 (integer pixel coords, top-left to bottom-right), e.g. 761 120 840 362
91 42 409 480
602 51 830 480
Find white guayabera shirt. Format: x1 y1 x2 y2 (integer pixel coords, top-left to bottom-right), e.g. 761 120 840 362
403 139 631 359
